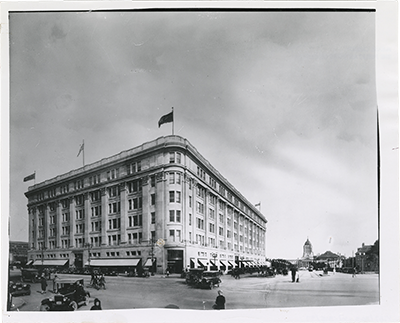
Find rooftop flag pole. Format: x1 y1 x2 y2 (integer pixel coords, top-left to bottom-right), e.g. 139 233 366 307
172 107 174 135
77 140 85 166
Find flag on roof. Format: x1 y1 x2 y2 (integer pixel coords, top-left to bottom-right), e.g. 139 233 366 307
23 172 35 182
158 111 173 128
77 142 84 157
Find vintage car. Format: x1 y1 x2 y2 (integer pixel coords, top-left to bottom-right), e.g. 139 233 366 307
9 281 31 296
20 268 40 283
185 269 221 289
40 278 90 311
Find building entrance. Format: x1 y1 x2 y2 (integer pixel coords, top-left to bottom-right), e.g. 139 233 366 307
74 252 83 268
167 250 183 273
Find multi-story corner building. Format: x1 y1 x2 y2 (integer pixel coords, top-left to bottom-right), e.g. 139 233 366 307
25 135 267 274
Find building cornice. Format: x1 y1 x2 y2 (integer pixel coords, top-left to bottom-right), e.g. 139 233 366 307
25 135 266 223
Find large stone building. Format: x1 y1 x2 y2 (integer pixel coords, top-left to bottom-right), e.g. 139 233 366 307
25 135 267 274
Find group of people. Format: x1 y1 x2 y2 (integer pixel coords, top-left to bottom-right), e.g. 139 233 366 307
90 272 106 290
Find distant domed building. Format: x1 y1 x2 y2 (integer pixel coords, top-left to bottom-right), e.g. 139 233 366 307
298 238 314 268
303 238 314 259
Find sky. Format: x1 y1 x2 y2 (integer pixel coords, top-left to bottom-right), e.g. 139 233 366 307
8 10 378 260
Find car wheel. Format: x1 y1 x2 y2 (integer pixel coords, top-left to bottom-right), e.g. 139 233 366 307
70 301 78 311
40 304 50 311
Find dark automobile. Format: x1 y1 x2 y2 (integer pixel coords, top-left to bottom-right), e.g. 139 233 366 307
21 268 40 283
186 269 221 289
9 281 31 296
40 278 90 311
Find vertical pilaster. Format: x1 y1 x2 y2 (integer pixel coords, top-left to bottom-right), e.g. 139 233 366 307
56 201 62 249
141 175 150 241
28 207 33 250
69 197 76 248
101 188 108 246
120 183 127 244
84 193 90 245
44 203 49 250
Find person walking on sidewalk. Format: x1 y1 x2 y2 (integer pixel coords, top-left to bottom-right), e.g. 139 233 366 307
213 290 226 310
40 274 47 294
290 266 297 283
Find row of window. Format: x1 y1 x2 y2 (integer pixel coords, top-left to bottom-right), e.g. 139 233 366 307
38 152 183 200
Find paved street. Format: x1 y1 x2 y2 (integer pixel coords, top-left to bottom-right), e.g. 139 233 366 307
9 269 379 311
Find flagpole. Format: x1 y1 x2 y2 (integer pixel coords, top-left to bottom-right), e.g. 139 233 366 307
172 107 174 136
82 140 85 167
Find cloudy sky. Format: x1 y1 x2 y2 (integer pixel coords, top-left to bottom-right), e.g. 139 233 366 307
9 9 378 259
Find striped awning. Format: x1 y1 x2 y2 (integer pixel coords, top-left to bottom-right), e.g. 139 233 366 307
33 259 68 266
198 259 208 267
85 258 141 267
228 261 235 267
220 260 230 267
144 258 155 267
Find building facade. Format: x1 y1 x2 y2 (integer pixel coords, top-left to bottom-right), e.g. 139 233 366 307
25 136 267 274
9 241 29 267
355 242 378 273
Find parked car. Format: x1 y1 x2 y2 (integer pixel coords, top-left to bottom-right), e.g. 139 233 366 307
136 267 150 278
9 281 31 296
185 269 221 289
40 278 90 311
21 268 40 283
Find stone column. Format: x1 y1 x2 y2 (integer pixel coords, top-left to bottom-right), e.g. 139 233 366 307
101 188 108 246
141 175 150 242
44 203 49 250
120 182 127 244
84 193 90 246
69 197 76 248
56 200 62 249
28 207 33 250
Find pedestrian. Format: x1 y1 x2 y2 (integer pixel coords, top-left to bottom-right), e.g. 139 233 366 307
53 274 59 293
352 267 357 278
290 266 297 283
99 274 106 290
165 269 170 277
91 298 102 310
212 290 226 310
40 275 47 294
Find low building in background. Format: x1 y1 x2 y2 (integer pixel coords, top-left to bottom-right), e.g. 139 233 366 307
315 250 342 269
9 241 29 267
25 135 267 274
